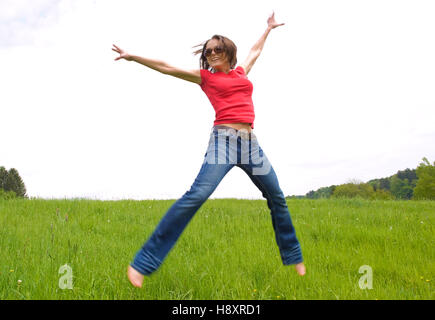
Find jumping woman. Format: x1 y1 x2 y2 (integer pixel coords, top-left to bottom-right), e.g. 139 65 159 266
112 12 306 288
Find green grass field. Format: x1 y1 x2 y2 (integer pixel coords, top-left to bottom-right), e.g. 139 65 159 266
0 198 433 300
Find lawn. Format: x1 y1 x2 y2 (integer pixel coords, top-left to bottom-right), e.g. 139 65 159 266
0 198 433 299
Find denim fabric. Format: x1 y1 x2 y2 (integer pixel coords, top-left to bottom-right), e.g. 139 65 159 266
130 126 303 275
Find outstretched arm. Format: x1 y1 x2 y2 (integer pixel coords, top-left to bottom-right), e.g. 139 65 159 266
240 12 285 75
112 44 201 84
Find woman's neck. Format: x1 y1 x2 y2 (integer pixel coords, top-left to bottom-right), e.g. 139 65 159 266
213 65 231 74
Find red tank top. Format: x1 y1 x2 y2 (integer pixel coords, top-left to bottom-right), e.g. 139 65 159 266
199 66 255 129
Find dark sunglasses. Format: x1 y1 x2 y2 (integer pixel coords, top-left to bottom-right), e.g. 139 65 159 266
204 46 224 57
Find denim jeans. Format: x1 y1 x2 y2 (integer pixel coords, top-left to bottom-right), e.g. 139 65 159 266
131 125 303 275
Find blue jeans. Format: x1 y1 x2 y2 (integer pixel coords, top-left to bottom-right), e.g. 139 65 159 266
131 125 303 275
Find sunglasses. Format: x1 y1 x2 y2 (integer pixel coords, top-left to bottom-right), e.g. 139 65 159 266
204 46 224 57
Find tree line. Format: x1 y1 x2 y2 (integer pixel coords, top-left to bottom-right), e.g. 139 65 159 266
289 157 434 200
0 166 27 199
2 158 434 201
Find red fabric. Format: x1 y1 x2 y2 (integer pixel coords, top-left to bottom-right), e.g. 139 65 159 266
199 66 255 129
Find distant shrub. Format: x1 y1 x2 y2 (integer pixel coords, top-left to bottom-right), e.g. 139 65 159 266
0 188 17 200
413 158 435 200
373 188 394 200
332 182 375 199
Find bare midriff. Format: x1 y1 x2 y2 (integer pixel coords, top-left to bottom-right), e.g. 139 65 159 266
217 123 252 132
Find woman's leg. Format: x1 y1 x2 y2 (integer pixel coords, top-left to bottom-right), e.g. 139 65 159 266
237 138 304 269
130 159 234 277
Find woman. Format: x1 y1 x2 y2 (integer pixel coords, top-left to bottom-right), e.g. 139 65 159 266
112 12 306 288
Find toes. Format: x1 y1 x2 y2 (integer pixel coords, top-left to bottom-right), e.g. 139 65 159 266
127 266 144 287
295 263 306 276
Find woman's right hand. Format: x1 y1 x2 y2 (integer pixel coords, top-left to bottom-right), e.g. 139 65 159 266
112 44 133 61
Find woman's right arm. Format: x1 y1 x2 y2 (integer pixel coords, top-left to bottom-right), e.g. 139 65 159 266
112 44 201 84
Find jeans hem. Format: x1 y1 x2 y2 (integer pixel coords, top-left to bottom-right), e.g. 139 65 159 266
281 244 303 265
130 250 162 276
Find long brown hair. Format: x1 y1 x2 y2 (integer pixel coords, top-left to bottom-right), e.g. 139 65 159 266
193 35 237 71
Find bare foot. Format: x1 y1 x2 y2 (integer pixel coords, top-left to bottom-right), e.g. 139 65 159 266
127 265 144 288
295 262 306 276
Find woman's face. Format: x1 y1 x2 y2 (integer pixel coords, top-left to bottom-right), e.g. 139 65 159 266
205 39 229 70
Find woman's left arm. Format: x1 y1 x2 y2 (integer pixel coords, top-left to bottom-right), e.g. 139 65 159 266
240 12 285 75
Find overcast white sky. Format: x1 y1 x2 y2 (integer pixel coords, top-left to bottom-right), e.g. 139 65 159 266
1 0 434 200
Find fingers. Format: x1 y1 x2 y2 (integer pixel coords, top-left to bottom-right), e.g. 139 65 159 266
112 44 123 53
271 23 285 29
112 44 122 61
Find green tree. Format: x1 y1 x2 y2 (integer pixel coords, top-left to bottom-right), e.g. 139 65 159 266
305 185 336 199
413 157 435 200
379 177 391 191
0 166 7 189
317 185 336 198
390 175 413 199
3 168 27 198
397 168 417 187
306 190 315 199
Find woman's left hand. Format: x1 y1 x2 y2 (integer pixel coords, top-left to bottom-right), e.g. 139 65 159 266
267 12 285 29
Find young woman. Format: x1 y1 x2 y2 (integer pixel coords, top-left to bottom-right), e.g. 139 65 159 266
112 12 306 288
